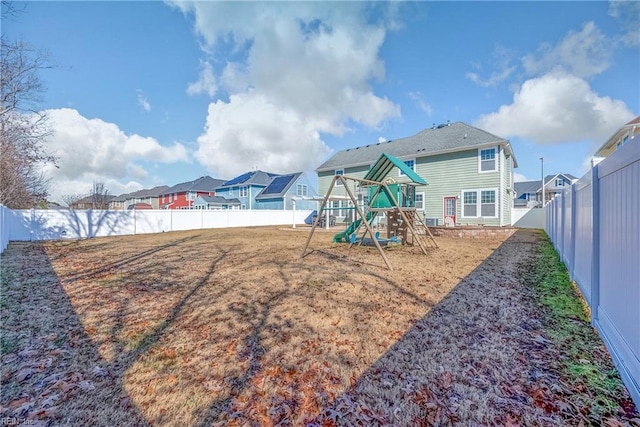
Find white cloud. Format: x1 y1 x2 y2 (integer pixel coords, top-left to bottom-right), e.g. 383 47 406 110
609 1 640 47
408 91 433 116
378 136 387 143
168 1 400 176
522 22 612 79
137 90 151 112
187 60 218 98
195 93 331 178
513 172 530 183
474 71 635 145
42 108 189 202
466 45 517 87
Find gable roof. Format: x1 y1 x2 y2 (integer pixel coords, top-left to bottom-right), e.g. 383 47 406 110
514 173 579 196
317 122 516 171
255 173 302 200
161 176 225 195
195 195 241 205
363 153 427 185
217 170 279 188
127 185 169 198
514 180 541 196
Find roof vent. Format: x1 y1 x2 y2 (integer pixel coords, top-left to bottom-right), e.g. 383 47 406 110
447 120 450 126
432 123 436 129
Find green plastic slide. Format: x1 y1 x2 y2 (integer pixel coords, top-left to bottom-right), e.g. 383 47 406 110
332 212 374 243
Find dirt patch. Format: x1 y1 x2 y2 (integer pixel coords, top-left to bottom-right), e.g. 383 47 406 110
0 227 636 426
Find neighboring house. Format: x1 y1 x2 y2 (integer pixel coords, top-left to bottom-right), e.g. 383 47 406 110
192 195 241 210
514 173 578 208
594 116 640 159
109 193 128 210
214 170 319 210
316 121 518 227
68 194 116 210
255 172 318 210
159 176 225 210
123 185 169 210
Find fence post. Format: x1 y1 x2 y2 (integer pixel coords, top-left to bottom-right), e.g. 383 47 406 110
569 183 577 280
590 164 600 324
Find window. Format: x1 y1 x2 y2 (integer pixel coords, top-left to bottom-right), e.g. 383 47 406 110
479 148 497 172
186 192 196 201
399 159 415 176
331 200 344 217
297 184 308 197
463 191 477 217
228 187 234 196
239 186 248 197
415 192 425 210
480 190 496 217
462 189 498 218
335 170 344 186
241 204 246 210
555 178 564 187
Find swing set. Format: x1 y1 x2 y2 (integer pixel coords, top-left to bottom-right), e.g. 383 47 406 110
301 153 438 270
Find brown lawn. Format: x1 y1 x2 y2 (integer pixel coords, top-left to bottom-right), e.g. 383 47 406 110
0 227 636 426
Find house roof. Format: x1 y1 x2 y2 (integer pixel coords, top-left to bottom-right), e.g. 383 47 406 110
114 185 170 202
595 115 640 156
196 195 241 205
316 122 517 171
127 185 169 198
161 176 225 195
255 173 302 200
514 173 578 196
363 153 427 185
218 170 279 188
514 180 541 196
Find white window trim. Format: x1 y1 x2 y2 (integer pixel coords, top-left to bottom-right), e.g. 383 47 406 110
478 147 498 173
297 184 307 197
335 170 344 186
239 186 248 197
461 188 499 219
415 192 425 211
399 159 416 177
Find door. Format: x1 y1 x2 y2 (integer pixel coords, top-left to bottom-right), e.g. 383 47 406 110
444 197 456 227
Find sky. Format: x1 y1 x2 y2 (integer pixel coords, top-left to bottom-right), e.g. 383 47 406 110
3 1 639 203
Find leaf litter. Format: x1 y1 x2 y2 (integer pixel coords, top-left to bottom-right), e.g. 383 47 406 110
0 228 637 426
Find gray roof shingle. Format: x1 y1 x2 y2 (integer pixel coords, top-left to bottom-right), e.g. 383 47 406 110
316 122 516 171
161 176 226 194
197 196 241 205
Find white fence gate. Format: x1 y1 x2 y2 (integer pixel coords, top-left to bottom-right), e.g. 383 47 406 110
0 208 314 253
546 138 639 407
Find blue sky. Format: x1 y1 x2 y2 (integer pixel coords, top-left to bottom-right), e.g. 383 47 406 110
4 1 639 203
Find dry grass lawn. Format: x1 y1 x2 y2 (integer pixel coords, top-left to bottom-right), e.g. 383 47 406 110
0 227 636 426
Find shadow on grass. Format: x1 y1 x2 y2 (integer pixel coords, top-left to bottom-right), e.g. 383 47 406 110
305 229 559 426
0 234 229 426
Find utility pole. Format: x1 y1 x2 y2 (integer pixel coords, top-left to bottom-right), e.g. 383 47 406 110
540 157 545 208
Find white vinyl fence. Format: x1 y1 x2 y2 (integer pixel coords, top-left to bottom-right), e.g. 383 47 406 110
0 207 314 253
546 138 639 408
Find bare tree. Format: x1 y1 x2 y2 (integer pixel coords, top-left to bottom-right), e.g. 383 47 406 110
90 181 111 209
0 1 56 208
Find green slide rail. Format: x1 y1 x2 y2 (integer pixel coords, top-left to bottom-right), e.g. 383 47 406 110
333 211 374 243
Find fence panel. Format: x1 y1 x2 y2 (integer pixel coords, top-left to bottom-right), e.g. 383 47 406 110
1 208 315 251
572 172 593 304
545 138 639 408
